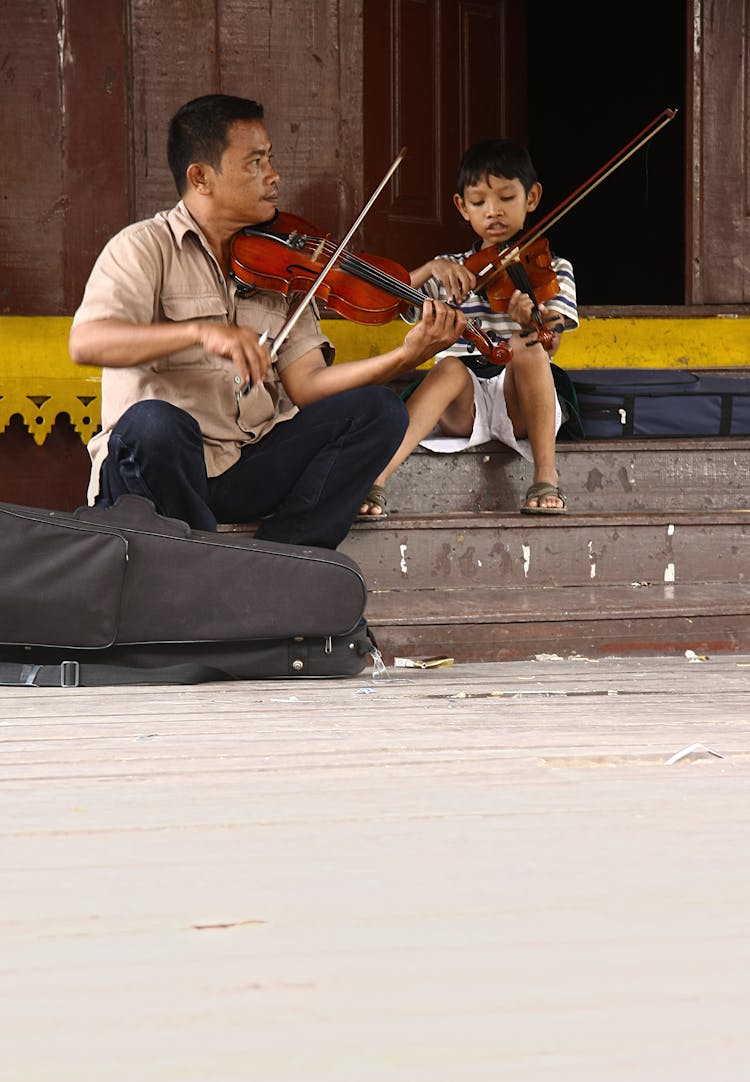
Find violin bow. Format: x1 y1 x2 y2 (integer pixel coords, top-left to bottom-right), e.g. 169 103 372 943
251 147 408 370
473 107 678 290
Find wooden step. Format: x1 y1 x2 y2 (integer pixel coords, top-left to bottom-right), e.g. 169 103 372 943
340 507 750 662
218 436 750 663
363 581 750 663
383 438 750 514
340 510 750 591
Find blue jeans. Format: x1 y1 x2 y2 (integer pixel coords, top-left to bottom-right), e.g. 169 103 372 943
95 387 407 548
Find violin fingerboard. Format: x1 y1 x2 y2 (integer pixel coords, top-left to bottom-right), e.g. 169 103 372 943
505 261 535 299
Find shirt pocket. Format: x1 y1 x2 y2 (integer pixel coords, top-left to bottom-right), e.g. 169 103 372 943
154 294 230 372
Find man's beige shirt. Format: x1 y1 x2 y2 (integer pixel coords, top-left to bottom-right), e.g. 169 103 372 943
72 201 333 503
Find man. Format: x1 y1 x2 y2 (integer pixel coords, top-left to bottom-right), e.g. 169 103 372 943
69 94 464 548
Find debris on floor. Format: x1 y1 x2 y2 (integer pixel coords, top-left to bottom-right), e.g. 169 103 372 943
664 742 724 765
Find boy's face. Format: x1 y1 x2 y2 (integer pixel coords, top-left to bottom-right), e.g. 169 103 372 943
454 173 541 249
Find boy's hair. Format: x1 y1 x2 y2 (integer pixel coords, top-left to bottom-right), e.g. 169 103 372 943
167 94 265 194
456 138 538 195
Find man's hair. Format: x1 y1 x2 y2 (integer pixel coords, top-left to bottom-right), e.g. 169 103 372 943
167 94 265 194
456 138 538 195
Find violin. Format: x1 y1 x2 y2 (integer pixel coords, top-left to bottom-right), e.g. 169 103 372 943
229 212 512 367
465 235 561 352
464 235 559 309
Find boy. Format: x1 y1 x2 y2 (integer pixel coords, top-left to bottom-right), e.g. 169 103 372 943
359 138 578 518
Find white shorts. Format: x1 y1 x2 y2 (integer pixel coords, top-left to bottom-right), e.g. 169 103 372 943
419 367 562 461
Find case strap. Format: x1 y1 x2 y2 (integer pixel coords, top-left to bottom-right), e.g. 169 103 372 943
0 660 228 687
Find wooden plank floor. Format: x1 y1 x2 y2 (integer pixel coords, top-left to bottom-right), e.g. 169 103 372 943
2 654 750 1081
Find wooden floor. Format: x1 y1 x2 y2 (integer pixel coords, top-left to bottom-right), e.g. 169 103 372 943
3 653 750 1081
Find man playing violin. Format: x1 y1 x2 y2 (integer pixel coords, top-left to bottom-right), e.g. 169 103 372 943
69 93 465 547
359 138 578 518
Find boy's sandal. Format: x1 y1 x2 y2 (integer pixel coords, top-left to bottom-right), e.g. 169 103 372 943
520 482 567 515
357 483 388 521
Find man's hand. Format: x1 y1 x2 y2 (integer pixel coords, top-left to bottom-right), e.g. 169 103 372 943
401 299 466 367
197 323 273 389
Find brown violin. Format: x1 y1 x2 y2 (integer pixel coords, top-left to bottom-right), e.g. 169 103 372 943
465 235 559 310
230 212 512 366
466 235 561 352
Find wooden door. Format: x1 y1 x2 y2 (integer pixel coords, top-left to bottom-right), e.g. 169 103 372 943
362 0 527 269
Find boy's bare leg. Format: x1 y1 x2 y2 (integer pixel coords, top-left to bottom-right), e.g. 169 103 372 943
360 357 474 516
503 335 563 511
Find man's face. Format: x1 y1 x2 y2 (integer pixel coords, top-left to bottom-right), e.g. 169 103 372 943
207 119 280 228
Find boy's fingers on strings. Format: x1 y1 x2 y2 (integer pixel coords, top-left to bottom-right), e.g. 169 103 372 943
539 304 564 334
446 265 475 304
430 258 475 304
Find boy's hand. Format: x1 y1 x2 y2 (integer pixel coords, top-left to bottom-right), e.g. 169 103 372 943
410 257 476 303
427 258 477 303
510 295 565 357
507 288 535 328
401 299 466 367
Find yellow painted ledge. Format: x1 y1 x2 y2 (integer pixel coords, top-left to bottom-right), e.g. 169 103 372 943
1 314 748 445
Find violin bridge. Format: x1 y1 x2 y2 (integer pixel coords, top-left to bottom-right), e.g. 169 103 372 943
311 237 326 262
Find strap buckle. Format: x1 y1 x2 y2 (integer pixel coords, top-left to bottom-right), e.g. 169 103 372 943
60 660 80 688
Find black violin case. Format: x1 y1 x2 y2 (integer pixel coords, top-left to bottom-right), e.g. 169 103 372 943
0 496 373 687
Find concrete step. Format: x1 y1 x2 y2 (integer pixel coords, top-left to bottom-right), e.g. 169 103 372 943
383 437 750 514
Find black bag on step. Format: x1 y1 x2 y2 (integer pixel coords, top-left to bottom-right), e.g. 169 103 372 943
570 369 750 438
0 496 374 686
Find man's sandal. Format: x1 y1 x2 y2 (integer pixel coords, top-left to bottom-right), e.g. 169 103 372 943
357 483 388 521
520 482 567 515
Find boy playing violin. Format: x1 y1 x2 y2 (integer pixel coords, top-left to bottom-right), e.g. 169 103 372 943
359 138 578 518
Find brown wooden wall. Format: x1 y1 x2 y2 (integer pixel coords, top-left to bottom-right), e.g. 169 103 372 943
687 0 750 304
1 0 748 317
2 0 364 317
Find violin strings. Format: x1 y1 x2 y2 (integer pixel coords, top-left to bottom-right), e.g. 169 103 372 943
298 237 482 327
289 232 490 347
300 237 425 307
333 250 488 340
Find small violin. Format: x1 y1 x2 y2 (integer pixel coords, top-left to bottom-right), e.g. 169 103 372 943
464 235 559 310
465 234 561 352
230 212 512 367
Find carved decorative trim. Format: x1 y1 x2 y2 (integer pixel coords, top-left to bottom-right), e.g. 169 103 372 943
0 379 100 446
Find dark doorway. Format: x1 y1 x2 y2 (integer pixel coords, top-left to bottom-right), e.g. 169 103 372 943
526 3 686 306
363 1 686 306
